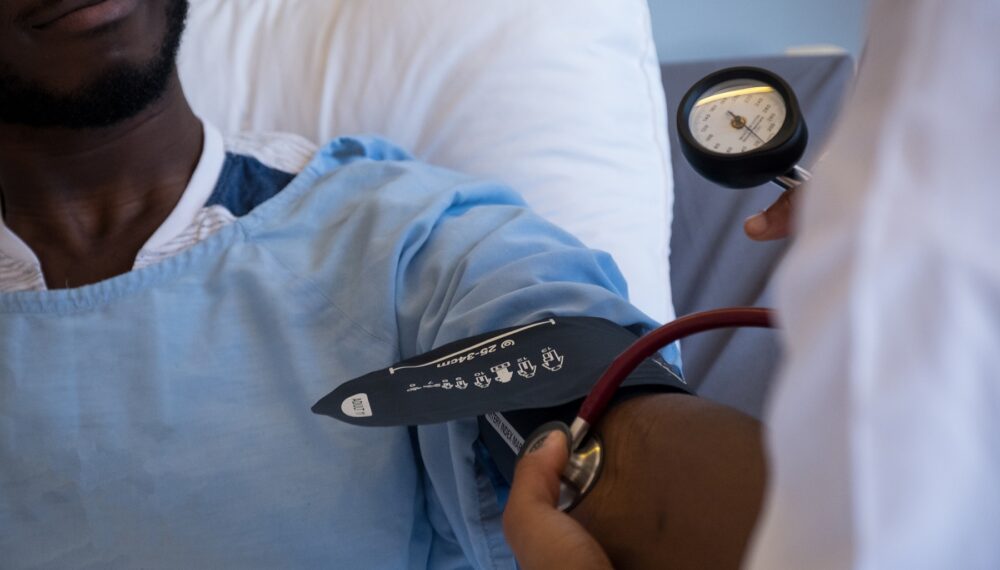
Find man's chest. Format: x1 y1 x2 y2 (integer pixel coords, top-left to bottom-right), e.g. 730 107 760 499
0 280 425 567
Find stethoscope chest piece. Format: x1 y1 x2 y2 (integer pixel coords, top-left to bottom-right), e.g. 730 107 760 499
520 421 605 512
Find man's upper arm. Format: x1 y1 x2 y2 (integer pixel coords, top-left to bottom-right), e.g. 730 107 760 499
393 180 654 358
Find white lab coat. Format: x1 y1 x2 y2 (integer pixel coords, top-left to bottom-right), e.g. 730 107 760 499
746 1 1000 568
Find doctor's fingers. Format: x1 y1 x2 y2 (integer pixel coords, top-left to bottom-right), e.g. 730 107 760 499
504 430 612 570
744 187 798 241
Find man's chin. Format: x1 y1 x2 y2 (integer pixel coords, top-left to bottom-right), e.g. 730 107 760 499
0 60 176 130
0 0 187 130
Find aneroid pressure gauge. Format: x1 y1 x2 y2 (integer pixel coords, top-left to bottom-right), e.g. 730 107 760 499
677 67 811 189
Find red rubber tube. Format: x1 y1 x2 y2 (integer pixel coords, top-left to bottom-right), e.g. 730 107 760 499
576 307 776 428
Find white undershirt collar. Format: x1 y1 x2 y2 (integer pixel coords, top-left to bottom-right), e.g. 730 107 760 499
137 121 226 253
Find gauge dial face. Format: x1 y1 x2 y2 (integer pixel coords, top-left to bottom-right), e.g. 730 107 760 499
687 79 787 155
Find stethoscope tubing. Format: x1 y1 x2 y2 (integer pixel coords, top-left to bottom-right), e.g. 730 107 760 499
569 307 776 448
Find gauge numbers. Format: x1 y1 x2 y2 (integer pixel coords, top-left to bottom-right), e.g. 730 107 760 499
687 79 787 155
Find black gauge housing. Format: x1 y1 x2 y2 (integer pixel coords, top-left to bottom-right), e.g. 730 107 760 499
677 67 808 189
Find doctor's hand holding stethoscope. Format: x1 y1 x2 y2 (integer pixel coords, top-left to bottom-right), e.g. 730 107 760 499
504 428 612 570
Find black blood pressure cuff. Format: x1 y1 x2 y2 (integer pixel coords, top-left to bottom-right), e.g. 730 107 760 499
312 317 688 479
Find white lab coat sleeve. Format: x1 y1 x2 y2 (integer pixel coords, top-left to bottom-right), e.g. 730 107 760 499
745 1 1000 568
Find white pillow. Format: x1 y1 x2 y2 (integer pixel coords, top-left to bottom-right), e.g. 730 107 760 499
179 0 676 324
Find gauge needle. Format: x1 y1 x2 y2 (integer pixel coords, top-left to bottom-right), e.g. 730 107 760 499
728 110 766 143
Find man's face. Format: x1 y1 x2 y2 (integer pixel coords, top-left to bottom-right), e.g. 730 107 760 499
0 0 189 129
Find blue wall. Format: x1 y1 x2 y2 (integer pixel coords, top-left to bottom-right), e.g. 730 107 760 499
648 0 867 62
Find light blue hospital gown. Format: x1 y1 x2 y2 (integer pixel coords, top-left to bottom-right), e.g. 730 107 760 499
0 137 677 568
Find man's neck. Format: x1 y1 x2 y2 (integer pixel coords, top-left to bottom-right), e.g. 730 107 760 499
0 72 203 289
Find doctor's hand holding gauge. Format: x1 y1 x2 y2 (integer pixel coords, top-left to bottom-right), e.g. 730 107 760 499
503 67 810 569
676 67 811 241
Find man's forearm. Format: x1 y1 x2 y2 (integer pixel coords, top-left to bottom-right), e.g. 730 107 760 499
569 393 766 569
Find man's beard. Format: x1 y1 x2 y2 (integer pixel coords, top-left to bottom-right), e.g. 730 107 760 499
0 0 189 129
